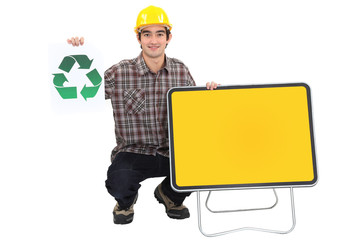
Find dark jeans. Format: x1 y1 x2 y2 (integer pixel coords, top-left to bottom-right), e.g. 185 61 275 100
105 152 191 209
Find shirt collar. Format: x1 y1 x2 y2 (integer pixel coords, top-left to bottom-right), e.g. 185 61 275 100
136 52 170 75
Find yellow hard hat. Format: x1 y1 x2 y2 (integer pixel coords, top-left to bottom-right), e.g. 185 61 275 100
134 6 172 34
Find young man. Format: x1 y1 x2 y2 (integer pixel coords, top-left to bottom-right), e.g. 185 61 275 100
68 5 218 225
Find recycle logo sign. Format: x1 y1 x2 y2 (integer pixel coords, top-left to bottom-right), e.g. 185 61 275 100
53 55 102 101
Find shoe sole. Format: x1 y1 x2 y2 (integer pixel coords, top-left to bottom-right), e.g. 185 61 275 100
113 213 134 225
154 187 190 219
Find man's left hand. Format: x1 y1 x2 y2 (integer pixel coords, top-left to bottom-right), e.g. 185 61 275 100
206 81 219 90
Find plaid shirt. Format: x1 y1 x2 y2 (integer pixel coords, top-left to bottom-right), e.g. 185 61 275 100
105 53 195 160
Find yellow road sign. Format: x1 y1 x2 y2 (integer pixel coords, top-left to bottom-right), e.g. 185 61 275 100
167 83 317 191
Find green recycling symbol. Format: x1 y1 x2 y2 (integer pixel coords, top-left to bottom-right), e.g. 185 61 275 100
53 55 102 100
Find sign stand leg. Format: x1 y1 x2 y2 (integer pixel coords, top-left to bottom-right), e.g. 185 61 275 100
196 187 296 237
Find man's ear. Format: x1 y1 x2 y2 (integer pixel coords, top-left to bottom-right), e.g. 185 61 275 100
136 34 143 49
167 33 172 44
137 33 141 44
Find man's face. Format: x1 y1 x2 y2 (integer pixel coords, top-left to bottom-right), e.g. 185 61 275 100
137 25 172 60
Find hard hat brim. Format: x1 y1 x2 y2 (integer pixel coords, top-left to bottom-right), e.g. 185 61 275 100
134 24 172 34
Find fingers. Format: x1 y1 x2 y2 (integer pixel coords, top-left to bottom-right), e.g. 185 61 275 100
67 37 84 46
206 81 219 90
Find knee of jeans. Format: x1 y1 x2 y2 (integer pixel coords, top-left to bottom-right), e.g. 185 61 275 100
105 169 142 197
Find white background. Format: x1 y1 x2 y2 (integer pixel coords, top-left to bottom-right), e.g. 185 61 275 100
1 0 359 239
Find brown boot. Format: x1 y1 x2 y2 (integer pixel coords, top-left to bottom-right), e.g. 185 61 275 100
112 194 138 224
154 184 190 219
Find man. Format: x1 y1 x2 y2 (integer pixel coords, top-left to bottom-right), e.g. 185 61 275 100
68 5 218 225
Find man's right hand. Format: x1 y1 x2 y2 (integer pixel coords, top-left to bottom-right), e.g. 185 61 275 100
67 37 84 46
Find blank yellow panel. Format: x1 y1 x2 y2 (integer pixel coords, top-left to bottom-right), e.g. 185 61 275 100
168 84 317 191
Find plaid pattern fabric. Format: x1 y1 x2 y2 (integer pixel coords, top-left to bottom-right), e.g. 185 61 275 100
105 53 195 160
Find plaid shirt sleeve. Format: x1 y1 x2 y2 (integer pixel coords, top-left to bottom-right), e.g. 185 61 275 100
104 66 116 100
185 66 196 87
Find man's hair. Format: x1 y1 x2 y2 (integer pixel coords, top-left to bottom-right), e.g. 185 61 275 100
138 27 171 41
